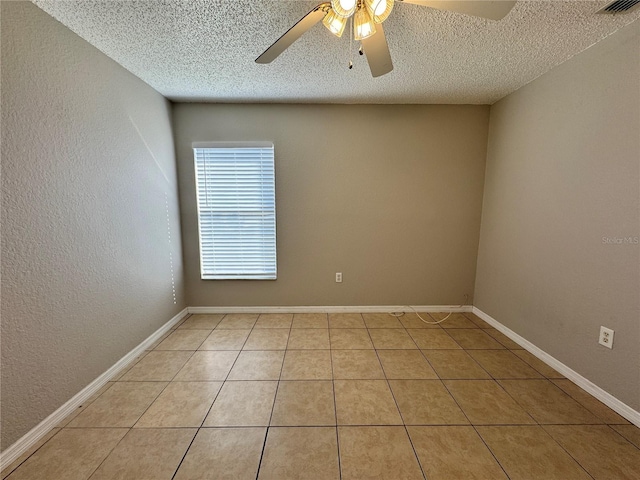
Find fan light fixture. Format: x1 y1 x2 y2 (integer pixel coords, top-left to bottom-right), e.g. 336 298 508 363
256 1 517 78
324 0 390 40
322 8 348 37
353 5 376 40
331 0 357 17
367 0 394 23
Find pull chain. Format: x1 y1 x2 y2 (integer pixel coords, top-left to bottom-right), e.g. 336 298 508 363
348 16 353 69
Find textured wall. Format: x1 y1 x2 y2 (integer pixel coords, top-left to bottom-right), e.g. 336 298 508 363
173 103 489 307
475 22 640 410
1 2 185 450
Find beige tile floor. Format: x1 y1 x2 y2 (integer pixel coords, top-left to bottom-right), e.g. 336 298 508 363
4 311 640 480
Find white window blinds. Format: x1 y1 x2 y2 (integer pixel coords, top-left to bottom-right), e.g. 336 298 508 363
193 142 276 280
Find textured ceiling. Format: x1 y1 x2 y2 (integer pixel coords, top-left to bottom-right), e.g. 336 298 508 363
32 0 639 104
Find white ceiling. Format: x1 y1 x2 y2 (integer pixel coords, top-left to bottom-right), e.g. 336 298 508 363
32 0 639 104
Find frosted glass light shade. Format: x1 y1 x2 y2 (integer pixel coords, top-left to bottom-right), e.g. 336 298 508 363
331 0 357 18
353 5 376 40
323 9 348 37
366 0 394 23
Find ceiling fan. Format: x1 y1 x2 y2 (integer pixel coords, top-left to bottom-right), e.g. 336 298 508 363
256 0 516 77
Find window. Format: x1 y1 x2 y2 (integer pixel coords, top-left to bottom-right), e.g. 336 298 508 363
193 142 276 279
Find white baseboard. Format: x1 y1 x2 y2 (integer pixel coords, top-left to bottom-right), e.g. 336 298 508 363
0 307 189 470
188 305 473 314
471 306 640 427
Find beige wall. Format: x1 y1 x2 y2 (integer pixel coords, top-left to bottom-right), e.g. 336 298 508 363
1 2 185 450
173 104 490 307
475 22 640 410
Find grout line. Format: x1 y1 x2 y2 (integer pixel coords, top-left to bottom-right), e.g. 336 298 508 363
83 429 131 480
170 312 252 480
438 377 513 479
0 429 63 480
368 319 427 480
167 314 230 479
56 421 609 428
537 425 597 480
602 425 640 451
169 430 199 480
253 313 293 479
328 313 343 480
79 347 199 480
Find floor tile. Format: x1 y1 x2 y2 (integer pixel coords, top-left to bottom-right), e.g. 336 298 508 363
338 426 424 480
377 350 437 379
258 427 339 480
362 313 403 328
464 312 494 329
120 351 193 381
145 332 172 351
19 309 637 480
468 350 543 378
389 380 468 425
446 329 505 349
329 328 373 349
477 426 591 480
408 426 507 479
254 313 293 329
552 379 630 424
4 429 126 480
112 351 149 379
433 312 478 328
544 425 640 479
331 350 384 379
271 381 336 426
611 424 640 448
174 428 266 480
407 329 461 349
287 328 330 349
155 329 211 350
422 349 491 379
227 350 285 380
280 350 332 380
291 313 328 329
397 312 442 329
498 379 602 424
328 313 365 328
199 329 250 350
243 329 289 350
89 428 196 480
216 313 258 329
172 316 189 329
334 380 402 425
56 382 115 428
135 381 221 427
485 328 523 349
68 382 166 427
173 350 238 381
443 380 535 425
512 349 564 378
204 381 278 426
178 314 223 330
1 428 61 479
368 329 418 349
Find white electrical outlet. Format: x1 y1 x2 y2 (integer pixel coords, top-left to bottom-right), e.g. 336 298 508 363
335 272 342 283
598 326 614 349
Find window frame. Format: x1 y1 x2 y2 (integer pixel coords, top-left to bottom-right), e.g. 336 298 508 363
192 141 277 280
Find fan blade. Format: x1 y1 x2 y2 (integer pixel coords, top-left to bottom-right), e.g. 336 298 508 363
398 0 516 20
362 24 393 78
256 3 331 64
